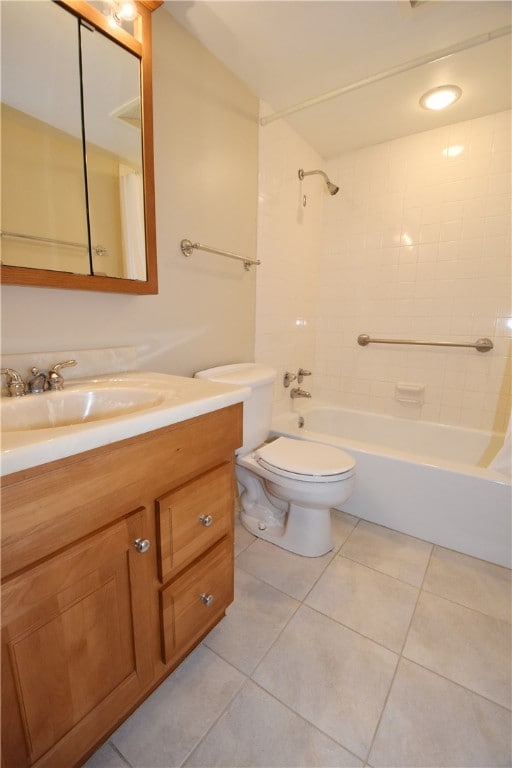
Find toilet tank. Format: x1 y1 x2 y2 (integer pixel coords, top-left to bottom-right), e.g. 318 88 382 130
195 363 276 455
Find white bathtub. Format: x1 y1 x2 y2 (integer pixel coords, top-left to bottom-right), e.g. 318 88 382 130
271 406 512 568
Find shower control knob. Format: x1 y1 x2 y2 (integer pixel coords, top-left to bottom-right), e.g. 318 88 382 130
200 593 214 607
198 514 213 527
133 538 151 554
297 368 311 383
283 372 297 388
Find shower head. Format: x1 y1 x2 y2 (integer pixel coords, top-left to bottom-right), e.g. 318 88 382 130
298 168 339 196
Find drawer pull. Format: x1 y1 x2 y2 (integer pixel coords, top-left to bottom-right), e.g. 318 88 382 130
133 538 151 554
200 592 214 607
198 514 213 527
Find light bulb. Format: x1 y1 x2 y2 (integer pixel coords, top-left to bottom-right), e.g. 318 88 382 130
117 1 137 21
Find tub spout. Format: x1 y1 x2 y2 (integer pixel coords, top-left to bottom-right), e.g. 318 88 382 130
290 387 311 399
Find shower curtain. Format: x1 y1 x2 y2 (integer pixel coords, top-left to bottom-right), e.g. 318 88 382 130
489 414 512 479
119 163 146 280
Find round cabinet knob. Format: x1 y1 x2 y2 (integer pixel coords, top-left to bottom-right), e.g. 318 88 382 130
133 538 151 554
200 593 214 607
198 514 213 527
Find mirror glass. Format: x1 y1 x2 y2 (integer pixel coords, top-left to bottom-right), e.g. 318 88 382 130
80 19 146 279
0 0 157 292
1 2 90 274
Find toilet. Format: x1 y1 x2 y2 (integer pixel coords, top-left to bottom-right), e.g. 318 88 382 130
195 363 356 557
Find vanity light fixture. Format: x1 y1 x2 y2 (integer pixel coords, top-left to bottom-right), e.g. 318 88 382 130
419 84 462 111
105 0 138 27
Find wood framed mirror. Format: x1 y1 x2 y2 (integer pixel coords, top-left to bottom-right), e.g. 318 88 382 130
0 0 160 294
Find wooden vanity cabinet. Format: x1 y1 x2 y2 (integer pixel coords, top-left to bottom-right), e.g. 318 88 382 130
1 404 242 768
156 463 235 662
1 509 153 768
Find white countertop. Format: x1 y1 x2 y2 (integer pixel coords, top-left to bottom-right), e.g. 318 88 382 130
1 371 249 477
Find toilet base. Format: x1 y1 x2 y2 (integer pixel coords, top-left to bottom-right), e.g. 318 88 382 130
239 502 333 558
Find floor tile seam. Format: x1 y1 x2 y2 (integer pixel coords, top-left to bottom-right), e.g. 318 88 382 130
202 587 301 674
243 596 304 679
334 550 424 593
354 634 402 767
247 678 368 766
398 653 512 713
300 598 408 656
176 661 249 768
298 550 340 603
281 511 363 602
233 557 310 602
338 515 363 548
363 546 437 762
395 543 435 657
346 517 437 549
234 541 338 602
420 582 512 625
233 534 257 557
105 740 134 768
334 550 426 589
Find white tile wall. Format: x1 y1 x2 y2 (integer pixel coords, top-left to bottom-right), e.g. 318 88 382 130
255 104 324 416
256 109 511 432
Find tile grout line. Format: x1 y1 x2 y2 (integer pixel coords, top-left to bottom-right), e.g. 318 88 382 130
361 540 435 765
249 677 367 766
177 660 249 768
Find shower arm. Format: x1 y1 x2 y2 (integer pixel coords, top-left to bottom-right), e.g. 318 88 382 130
298 169 329 183
298 168 339 195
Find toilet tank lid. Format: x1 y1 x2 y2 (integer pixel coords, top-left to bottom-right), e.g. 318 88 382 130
195 363 276 386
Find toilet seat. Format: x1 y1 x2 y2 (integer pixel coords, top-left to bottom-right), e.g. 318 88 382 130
255 437 355 483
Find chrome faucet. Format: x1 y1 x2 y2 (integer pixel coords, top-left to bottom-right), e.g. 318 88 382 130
28 367 49 394
1 368 26 397
290 387 311 399
48 360 77 391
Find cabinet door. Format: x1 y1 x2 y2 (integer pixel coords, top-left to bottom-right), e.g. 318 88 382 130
156 462 233 582
1 509 153 768
160 537 233 664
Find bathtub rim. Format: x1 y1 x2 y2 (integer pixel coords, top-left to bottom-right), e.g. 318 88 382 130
271 405 510 486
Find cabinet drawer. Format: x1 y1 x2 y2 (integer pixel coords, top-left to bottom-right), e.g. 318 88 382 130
156 462 233 582
159 537 233 663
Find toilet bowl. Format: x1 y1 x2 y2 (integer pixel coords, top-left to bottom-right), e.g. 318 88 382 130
194 363 356 557
237 436 355 556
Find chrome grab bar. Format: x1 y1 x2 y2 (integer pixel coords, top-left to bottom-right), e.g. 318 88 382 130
180 238 260 271
357 334 494 353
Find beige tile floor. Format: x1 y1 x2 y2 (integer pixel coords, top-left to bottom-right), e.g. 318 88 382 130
85 511 512 768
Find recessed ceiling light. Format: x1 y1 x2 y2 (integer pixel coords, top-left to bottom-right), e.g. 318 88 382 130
419 85 462 111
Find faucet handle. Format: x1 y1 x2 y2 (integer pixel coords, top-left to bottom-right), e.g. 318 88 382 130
1 368 26 397
297 368 311 384
283 372 297 388
48 359 77 390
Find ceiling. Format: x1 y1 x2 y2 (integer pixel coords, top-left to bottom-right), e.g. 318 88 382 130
163 0 512 158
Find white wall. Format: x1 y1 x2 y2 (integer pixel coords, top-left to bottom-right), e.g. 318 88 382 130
256 110 511 432
1 10 259 378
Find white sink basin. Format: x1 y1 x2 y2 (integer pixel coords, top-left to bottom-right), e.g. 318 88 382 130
1 371 250 476
1 388 166 431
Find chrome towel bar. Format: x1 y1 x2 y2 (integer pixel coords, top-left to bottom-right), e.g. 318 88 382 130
180 238 260 271
0 229 107 257
357 334 493 353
